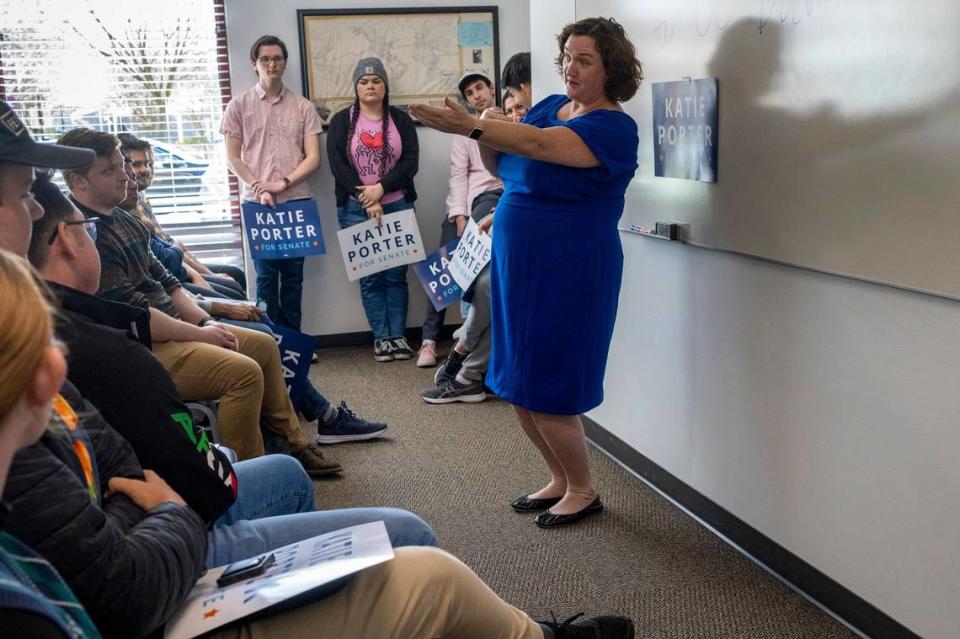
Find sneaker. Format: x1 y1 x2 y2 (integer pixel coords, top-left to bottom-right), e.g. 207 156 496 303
310 351 319 364
294 442 343 477
374 339 394 362
421 377 486 404
315 401 388 444
416 341 438 367
434 348 466 385
391 336 414 360
540 613 635 639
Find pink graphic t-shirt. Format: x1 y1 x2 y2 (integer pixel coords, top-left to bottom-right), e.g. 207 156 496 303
350 108 404 205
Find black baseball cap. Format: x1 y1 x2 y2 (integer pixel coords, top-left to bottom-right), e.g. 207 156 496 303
457 71 493 98
0 101 95 168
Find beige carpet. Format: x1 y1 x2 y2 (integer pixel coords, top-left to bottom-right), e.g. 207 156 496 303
307 345 857 638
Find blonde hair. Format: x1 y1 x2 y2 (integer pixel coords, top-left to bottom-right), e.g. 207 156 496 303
0 249 55 420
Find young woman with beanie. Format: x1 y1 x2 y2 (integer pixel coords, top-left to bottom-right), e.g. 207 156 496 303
327 57 420 362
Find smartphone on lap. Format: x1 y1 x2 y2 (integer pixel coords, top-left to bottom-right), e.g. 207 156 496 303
216 552 276 587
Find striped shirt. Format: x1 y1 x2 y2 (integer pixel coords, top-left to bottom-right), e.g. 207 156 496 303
72 198 181 316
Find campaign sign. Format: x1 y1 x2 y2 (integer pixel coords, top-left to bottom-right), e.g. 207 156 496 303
241 199 326 259
448 217 492 291
164 522 394 639
413 239 463 312
260 317 318 410
652 77 719 182
337 209 424 281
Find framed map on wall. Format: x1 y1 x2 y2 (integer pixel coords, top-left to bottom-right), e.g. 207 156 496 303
297 7 500 124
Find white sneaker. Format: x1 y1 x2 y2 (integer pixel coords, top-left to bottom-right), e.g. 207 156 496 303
417 341 438 367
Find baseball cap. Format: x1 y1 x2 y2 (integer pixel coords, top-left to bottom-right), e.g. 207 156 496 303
0 101 95 168
457 71 493 98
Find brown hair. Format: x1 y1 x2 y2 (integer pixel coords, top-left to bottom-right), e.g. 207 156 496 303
0 249 55 420
56 128 119 185
250 35 288 63
28 170 78 269
555 17 643 103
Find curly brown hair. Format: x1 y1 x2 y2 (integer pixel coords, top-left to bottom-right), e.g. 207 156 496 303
555 17 643 103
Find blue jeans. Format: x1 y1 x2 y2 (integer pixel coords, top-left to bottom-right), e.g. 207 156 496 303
254 256 304 330
336 198 412 340
208 455 438 568
216 317 331 420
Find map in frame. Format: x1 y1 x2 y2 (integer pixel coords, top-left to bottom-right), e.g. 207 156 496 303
298 8 499 123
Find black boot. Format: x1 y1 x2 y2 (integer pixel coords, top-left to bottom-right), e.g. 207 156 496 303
540 612 635 638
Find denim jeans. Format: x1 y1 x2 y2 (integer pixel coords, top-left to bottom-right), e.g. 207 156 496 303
254 256 305 330
208 455 439 568
336 198 411 340
216 317 331 420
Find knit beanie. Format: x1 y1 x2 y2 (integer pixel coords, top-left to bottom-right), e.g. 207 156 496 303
353 57 389 93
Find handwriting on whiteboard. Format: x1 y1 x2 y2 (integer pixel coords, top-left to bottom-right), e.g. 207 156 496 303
654 0 861 47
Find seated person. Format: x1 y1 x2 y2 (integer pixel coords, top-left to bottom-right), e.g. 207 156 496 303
0 244 633 639
117 132 246 290
29 173 384 447
418 71 503 368
116 174 246 301
419 91 530 404
54 127 373 466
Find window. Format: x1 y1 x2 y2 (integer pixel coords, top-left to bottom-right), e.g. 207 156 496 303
0 0 243 266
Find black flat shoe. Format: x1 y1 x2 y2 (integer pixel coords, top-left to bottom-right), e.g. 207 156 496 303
534 496 603 528
511 494 563 512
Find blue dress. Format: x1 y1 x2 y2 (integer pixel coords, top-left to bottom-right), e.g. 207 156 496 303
486 94 639 414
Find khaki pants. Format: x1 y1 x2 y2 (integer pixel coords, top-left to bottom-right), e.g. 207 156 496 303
213 547 543 639
152 325 309 460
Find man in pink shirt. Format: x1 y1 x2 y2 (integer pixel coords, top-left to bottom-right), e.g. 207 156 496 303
417 71 503 367
222 35 322 332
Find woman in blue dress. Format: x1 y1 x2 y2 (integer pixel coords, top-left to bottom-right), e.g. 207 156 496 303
411 17 642 528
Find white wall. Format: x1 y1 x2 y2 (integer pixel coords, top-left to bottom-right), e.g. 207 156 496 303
533 1 959 637
224 0 530 336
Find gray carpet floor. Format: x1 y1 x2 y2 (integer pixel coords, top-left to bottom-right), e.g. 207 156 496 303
306 345 857 638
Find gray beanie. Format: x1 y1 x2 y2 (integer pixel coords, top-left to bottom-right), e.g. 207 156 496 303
353 57 389 93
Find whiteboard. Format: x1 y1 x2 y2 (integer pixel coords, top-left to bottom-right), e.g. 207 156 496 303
577 0 960 298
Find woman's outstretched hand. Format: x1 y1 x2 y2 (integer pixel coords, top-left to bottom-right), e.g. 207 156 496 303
409 97 474 135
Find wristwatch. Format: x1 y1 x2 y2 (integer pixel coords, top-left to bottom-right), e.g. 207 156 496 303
198 316 215 327
281 176 291 189
467 119 484 140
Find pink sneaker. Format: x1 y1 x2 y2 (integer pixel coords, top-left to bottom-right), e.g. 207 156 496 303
417 341 438 367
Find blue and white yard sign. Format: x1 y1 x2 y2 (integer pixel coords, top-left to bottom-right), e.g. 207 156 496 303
241 199 326 259
336 209 424 281
413 239 463 312
652 77 719 182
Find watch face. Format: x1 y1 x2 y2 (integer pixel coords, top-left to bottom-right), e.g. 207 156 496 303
468 127 484 140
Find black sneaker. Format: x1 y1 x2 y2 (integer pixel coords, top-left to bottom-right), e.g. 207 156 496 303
315 401 388 444
391 336 414 360
420 377 486 404
374 339 394 362
434 349 466 385
541 613 635 639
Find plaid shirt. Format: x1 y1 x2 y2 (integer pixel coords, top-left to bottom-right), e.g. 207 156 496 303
72 198 181 317
0 517 101 638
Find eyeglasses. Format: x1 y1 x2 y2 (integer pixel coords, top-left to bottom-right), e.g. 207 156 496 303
257 55 286 65
48 218 99 245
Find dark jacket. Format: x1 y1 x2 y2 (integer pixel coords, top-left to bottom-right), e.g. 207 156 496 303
49 282 237 524
3 381 207 639
327 105 420 206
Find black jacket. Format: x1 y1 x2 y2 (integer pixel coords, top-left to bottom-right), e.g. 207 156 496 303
49 282 237 524
3 381 207 639
327 105 420 206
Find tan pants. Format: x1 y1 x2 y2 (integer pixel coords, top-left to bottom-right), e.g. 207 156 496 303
213 547 544 639
152 325 309 460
